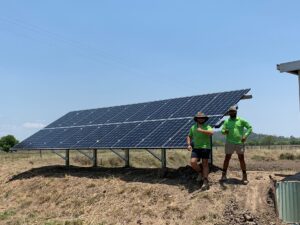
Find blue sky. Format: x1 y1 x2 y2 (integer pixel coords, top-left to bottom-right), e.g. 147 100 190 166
0 1 299 141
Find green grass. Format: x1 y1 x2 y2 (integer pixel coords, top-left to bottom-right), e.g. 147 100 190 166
44 220 83 225
0 210 16 220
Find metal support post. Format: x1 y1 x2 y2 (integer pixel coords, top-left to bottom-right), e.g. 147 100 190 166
65 149 70 167
161 148 166 168
93 149 98 167
125 149 130 168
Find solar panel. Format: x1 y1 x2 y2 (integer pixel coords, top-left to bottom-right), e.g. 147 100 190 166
14 89 250 150
137 118 191 148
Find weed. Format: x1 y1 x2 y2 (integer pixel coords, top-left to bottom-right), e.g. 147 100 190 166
279 153 297 160
0 210 16 220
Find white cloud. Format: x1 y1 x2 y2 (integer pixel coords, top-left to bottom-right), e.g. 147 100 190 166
22 122 46 129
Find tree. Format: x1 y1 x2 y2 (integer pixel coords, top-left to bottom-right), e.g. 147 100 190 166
260 135 275 148
0 135 19 152
290 136 300 145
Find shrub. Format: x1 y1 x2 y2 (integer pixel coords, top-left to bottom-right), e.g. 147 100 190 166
279 153 296 160
0 135 19 152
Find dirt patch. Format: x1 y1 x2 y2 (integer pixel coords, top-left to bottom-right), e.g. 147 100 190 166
0 150 295 224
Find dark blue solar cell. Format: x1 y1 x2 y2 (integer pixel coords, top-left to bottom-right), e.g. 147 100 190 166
113 121 163 148
58 126 99 148
75 108 109 126
171 94 218 118
206 116 222 127
14 129 53 149
45 127 82 148
204 90 248 115
91 122 140 148
108 103 146 123
92 106 127 124
46 112 78 128
73 124 118 148
126 100 168 122
59 110 94 127
147 97 191 120
25 128 66 149
163 119 194 148
137 119 191 148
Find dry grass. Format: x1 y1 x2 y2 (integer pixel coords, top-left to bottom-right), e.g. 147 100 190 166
0 148 298 224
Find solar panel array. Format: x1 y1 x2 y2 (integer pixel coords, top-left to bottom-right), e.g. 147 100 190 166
15 89 250 150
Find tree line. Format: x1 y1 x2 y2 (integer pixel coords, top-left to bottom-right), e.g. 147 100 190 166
213 131 300 146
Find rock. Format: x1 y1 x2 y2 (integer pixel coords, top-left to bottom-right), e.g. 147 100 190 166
246 222 257 225
244 214 254 221
256 176 263 180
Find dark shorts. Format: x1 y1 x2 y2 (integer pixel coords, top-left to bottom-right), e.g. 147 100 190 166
191 148 211 159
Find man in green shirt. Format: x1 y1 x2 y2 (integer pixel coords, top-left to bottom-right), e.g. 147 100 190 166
221 106 252 184
187 112 214 190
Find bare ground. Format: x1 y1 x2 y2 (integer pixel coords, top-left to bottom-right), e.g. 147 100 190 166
0 148 299 225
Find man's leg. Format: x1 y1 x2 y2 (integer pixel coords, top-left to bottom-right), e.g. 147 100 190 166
223 154 232 172
191 157 201 173
202 158 209 180
221 154 232 180
221 143 234 181
238 154 246 171
200 148 211 190
238 153 248 183
201 158 209 190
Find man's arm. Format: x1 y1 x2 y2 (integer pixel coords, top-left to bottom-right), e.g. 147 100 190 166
242 119 253 142
221 121 228 135
186 136 193 151
197 127 214 136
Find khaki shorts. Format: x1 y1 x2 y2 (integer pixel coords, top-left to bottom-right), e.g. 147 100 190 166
225 142 245 155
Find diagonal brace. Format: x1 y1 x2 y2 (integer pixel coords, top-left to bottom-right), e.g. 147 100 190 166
110 149 126 161
76 150 93 161
145 149 162 162
51 150 67 160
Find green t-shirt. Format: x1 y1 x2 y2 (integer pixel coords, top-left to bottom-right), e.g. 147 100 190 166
189 124 213 149
221 117 252 145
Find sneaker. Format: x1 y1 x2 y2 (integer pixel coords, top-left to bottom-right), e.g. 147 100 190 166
242 173 249 184
201 179 209 191
196 173 203 182
220 172 227 181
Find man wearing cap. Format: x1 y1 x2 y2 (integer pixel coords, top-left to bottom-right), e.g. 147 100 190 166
187 112 214 190
221 106 252 184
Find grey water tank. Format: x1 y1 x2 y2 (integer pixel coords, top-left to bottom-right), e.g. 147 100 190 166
276 173 300 223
